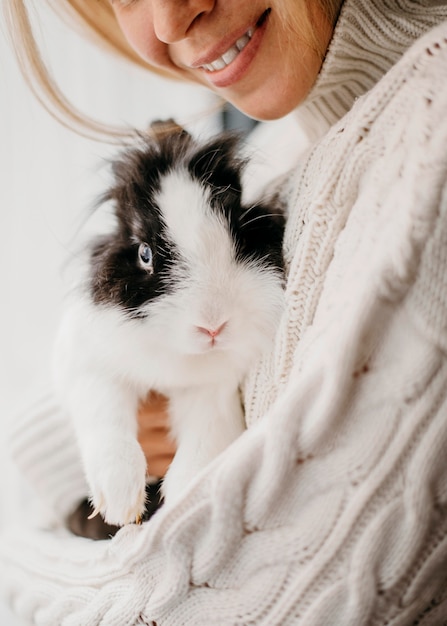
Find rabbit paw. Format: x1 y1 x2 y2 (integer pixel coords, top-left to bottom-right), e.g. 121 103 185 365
85 438 147 526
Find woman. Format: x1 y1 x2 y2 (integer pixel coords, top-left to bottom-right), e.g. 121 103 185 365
2 0 447 624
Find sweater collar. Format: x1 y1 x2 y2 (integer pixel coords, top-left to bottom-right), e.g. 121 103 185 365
295 0 447 141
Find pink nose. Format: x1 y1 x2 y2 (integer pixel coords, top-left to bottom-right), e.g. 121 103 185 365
196 322 227 338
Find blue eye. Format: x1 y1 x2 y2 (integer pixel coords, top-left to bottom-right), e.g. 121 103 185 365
138 242 153 272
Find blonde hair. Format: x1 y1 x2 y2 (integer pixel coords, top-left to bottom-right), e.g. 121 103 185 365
4 0 343 142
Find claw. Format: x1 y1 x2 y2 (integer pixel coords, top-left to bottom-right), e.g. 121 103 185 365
87 495 105 520
87 506 102 520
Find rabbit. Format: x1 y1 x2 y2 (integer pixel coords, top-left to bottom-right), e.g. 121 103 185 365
53 123 286 527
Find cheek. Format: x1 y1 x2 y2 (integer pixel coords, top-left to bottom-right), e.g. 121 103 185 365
114 8 173 71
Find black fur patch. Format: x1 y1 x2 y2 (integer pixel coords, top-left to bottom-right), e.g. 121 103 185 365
90 129 285 314
90 132 192 312
187 134 285 273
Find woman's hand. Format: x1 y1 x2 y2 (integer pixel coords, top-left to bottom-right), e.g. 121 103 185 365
137 391 176 478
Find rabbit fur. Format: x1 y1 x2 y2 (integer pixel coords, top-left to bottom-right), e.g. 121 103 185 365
53 126 285 526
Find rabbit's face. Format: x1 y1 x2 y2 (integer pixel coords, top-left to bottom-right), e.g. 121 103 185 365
90 131 285 362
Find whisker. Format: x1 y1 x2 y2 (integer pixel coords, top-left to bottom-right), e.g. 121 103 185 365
242 213 280 227
239 204 258 221
212 183 232 196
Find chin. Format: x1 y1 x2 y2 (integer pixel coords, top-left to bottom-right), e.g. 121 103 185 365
226 87 309 122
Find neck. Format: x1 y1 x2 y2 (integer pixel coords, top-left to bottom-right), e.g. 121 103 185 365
296 0 447 140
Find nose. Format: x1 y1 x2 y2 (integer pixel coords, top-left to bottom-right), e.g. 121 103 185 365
152 0 215 44
196 322 227 338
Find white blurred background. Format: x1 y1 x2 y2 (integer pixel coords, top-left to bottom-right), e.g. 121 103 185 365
0 3 304 624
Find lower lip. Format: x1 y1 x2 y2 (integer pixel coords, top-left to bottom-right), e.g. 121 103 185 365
200 14 269 89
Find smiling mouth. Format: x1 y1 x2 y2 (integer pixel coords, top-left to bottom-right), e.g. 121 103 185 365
200 9 271 73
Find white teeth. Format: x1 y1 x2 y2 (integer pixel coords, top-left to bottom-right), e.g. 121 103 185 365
211 58 227 70
236 34 250 51
222 46 239 65
201 28 253 72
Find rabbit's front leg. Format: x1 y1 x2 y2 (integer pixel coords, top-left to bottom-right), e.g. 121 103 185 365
67 374 147 526
163 385 245 503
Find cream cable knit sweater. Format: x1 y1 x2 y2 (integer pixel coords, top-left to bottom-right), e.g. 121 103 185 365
2 1 447 624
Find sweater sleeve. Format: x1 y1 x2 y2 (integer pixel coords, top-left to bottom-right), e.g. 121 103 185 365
8 389 88 519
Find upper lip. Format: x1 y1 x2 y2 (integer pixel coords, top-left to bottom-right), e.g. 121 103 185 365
188 16 260 69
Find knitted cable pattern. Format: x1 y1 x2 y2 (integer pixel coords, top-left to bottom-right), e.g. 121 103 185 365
2 3 447 625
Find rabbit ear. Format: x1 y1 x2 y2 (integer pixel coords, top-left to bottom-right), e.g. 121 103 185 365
188 133 245 195
148 119 190 142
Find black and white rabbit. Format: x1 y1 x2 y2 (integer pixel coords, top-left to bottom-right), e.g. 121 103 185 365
53 124 285 526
